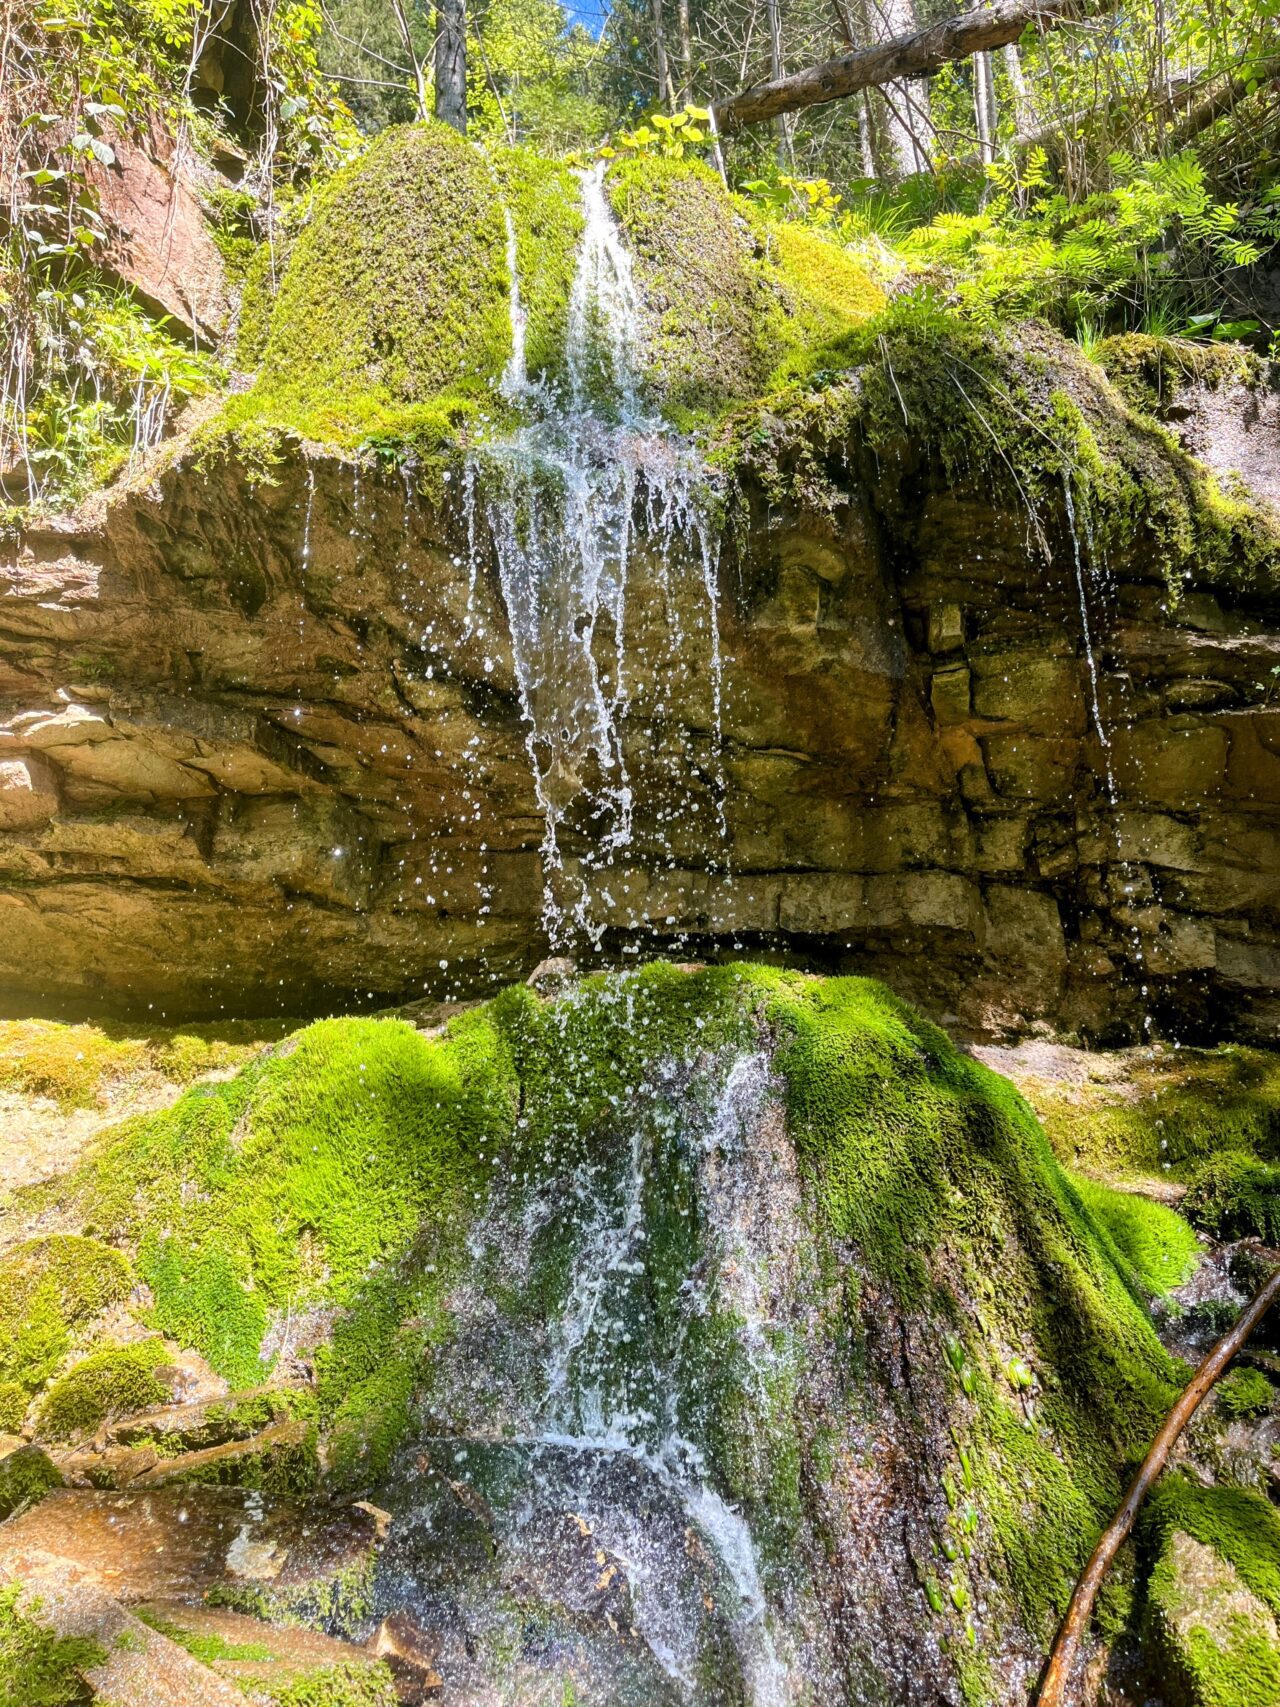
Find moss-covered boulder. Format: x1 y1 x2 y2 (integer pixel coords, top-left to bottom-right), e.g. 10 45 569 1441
245 122 512 445
1145 1527 1280 1705
0 964 1229 1700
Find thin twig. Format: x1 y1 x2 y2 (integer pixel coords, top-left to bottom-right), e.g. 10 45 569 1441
1037 1260 1280 1707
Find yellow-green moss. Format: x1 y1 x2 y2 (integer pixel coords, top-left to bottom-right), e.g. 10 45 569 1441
491 145 583 391
0 1015 281 1110
0 1446 61 1521
608 155 778 421
1028 1045 1280 1183
0 1584 103 1707
0 1236 134 1396
760 219 886 387
34 1339 169 1443
1096 333 1261 420
228 122 511 451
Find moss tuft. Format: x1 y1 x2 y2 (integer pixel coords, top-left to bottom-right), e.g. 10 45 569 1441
0 1445 61 1521
34 1339 169 1443
0 1236 135 1397
1184 1151 1280 1242
1067 1174 1199 1297
0 1584 103 1706
1217 1368 1275 1421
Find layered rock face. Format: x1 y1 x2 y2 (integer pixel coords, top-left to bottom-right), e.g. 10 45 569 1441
1 391 1277 1034
0 124 1277 1034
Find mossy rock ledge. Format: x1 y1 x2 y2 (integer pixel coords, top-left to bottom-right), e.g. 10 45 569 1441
1 963 1274 1704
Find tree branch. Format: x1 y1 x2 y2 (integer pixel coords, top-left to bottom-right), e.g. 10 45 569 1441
712 0 1107 132
1036 1260 1280 1707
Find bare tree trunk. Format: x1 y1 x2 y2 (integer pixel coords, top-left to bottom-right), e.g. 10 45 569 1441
973 48 995 162
434 0 466 132
676 0 694 101
766 0 792 164
1002 41 1032 134
652 0 673 105
866 0 928 176
389 0 430 122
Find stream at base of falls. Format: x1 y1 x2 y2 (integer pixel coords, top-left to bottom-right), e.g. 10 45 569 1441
462 161 726 953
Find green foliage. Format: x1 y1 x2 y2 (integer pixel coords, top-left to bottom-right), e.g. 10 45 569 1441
34 1338 169 1442
466 0 610 153
898 150 1279 333
0 1586 102 1707
604 106 712 162
1067 1175 1200 1297
1184 1151 1280 1242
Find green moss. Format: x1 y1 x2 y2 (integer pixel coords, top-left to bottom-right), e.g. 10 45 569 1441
1144 1522 1280 1706
0 1385 25 1432
608 155 777 420
0 1015 280 1110
159 1422 320 1495
34 1339 169 1443
246 1662 400 1707
133 1608 275 1663
1096 333 1260 419
1020 1045 1280 1181
1184 1151 1280 1242
0 1236 134 1396
0 1584 103 1707
1067 1175 1199 1296
227 123 511 452
717 311 1280 595
491 146 583 391
758 219 886 388
0 1446 61 1521
1147 1477 1280 1617
1218 1369 1275 1420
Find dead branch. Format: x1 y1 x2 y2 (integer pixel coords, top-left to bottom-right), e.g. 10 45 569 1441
1036 1259 1280 1707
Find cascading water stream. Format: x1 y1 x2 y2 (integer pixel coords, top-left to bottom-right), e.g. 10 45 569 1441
464 162 726 949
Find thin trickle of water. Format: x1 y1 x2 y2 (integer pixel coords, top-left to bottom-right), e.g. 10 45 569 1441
1063 474 1110 766
499 204 528 400
463 161 726 949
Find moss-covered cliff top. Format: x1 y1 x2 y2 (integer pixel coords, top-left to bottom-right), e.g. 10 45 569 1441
215 122 887 453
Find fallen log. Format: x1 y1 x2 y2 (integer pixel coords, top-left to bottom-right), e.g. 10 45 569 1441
1036 1257 1280 1706
712 0 1107 133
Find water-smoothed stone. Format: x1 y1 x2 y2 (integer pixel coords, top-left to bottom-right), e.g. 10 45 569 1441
0 1486 385 1606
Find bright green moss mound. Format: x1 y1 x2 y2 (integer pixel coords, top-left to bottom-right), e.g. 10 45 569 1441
0 1447 61 1522
4 964 1184 1641
0 1236 134 1397
1145 1526 1280 1707
608 156 778 419
233 123 511 448
1068 1175 1199 1297
0 1584 103 1707
34 1339 169 1442
1218 1368 1274 1420
607 157 884 423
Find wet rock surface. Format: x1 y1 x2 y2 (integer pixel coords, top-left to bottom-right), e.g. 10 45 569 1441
2 407 1278 1038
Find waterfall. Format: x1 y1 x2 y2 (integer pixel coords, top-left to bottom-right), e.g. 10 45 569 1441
464 163 725 950
383 1036 812 1704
